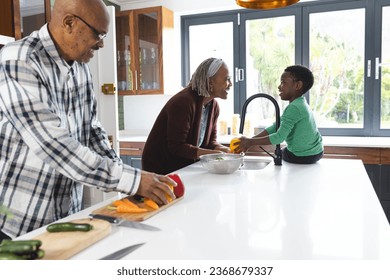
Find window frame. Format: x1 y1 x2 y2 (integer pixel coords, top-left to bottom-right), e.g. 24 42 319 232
373 0 390 136
303 0 371 136
180 11 241 113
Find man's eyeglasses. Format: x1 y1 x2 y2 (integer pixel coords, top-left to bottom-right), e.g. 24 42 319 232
74 15 107 41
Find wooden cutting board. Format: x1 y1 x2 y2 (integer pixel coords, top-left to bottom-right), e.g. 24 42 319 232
32 218 111 260
91 196 184 221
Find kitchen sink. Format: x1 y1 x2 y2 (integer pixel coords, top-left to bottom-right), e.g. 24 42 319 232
241 156 272 170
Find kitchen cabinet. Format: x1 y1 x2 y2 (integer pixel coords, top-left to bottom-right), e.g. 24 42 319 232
1 0 54 50
364 164 390 223
380 165 390 200
379 165 390 219
323 146 381 164
365 164 381 195
119 141 145 169
0 0 21 49
115 6 174 95
119 141 144 156
382 200 390 222
121 156 142 169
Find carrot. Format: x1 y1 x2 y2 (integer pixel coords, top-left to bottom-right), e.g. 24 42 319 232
116 204 148 213
112 200 127 207
121 198 139 209
110 198 149 213
144 198 159 210
112 198 139 209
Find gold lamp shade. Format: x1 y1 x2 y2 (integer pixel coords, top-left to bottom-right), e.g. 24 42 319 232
236 0 300 9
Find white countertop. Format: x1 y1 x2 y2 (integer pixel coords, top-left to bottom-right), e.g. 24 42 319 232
118 130 149 142
118 130 390 148
18 158 390 260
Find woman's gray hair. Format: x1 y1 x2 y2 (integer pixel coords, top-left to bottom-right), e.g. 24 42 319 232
189 58 225 97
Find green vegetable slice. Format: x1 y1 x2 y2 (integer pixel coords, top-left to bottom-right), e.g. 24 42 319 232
46 222 93 232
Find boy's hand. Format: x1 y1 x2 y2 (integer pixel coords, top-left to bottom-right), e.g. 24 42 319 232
238 136 255 153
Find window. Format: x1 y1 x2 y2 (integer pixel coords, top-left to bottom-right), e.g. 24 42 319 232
189 22 234 123
245 15 295 131
181 0 390 137
309 8 365 129
182 13 239 135
380 6 390 129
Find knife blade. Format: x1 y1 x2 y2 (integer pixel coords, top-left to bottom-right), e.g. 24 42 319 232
89 214 161 231
99 243 145 260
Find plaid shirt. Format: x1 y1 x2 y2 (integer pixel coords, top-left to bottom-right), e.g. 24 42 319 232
0 24 140 237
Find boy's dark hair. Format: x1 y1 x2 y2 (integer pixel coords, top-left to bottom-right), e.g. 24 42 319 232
285 65 314 94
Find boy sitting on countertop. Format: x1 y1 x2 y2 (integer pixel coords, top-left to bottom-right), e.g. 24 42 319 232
234 65 323 164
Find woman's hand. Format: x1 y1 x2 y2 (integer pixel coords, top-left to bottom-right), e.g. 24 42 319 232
136 171 176 205
215 146 231 154
196 148 224 158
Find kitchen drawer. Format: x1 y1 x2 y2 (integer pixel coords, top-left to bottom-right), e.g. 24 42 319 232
119 141 145 156
323 146 381 165
380 148 390 165
121 155 142 169
224 145 382 164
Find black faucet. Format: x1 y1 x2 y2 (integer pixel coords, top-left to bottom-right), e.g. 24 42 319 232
239 93 282 166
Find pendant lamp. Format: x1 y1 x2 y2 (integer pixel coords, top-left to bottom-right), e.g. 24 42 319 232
236 0 300 10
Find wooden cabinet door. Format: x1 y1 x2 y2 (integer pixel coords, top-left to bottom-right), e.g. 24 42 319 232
116 11 134 94
1 0 53 49
364 164 381 197
380 165 390 201
134 7 162 94
115 6 173 95
380 200 390 224
0 0 21 47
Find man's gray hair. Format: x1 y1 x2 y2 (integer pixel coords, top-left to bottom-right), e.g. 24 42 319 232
189 58 225 97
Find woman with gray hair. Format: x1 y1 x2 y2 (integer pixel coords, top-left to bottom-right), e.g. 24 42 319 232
142 58 232 174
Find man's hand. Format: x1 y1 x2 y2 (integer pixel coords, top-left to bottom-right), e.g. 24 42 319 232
136 171 176 205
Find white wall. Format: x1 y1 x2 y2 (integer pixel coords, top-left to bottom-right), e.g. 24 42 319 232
123 94 173 132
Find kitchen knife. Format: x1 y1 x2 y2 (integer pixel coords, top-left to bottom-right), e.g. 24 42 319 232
99 243 145 260
89 214 161 231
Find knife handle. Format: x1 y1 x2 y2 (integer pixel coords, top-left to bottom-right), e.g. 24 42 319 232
89 214 119 224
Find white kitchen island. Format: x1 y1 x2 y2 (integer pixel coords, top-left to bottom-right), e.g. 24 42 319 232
17 158 390 260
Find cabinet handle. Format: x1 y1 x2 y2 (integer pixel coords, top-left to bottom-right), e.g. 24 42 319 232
323 153 357 158
135 71 138 90
121 148 142 151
